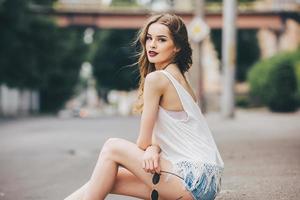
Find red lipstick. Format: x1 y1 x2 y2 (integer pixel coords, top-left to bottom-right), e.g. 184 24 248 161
148 51 158 57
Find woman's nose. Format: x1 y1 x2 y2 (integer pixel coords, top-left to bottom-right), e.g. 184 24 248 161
150 40 156 49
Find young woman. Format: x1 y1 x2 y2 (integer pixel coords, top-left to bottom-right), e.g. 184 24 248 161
64 13 224 200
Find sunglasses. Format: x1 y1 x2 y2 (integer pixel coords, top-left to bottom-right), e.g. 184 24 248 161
151 170 184 200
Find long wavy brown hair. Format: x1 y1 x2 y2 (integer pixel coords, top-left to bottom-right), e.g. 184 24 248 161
132 13 193 114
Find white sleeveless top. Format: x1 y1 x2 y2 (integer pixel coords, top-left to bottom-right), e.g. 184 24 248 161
153 70 224 193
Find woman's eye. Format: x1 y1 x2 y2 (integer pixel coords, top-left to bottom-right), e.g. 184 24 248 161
159 39 166 42
146 36 152 41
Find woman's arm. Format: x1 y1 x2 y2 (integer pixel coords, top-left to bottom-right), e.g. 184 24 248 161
136 72 166 150
151 134 161 153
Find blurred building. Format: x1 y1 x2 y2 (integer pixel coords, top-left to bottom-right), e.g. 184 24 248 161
0 86 39 116
255 0 300 58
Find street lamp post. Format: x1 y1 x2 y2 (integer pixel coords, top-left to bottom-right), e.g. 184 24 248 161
221 0 237 118
194 0 206 113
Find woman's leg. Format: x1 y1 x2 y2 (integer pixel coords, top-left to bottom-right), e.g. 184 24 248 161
83 139 118 200
83 138 193 200
64 167 151 200
64 182 88 200
110 167 151 198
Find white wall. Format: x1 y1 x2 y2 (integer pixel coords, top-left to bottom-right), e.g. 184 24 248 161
0 84 40 116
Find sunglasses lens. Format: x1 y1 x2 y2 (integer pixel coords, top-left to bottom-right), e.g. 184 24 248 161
152 173 160 185
151 189 159 200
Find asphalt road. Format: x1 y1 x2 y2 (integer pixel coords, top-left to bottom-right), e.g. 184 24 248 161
0 108 300 200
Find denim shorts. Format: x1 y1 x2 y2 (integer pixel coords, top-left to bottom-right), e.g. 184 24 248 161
174 161 223 200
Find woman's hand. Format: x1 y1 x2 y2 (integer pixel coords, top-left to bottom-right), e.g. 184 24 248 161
142 145 161 174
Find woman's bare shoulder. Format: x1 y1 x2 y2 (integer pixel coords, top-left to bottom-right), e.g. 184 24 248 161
145 71 169 91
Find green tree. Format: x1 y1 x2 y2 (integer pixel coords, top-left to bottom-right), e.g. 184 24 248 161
267 61 297 112
247 49 300 109
0 0 87 112
92 29 139 93
211 29 260 82
38 27 88 112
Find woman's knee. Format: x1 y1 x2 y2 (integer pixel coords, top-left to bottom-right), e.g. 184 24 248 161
100 138 124 158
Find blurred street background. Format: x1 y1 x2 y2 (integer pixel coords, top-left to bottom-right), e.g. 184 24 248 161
0 0 300 199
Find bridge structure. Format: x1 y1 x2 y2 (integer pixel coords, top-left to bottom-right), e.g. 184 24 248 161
35 7 299 31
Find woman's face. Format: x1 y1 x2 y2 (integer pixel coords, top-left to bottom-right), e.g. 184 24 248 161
146 23 179 69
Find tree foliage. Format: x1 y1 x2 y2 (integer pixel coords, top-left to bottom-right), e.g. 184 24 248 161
267 61 297 112
247 49 300 111
0 0 87 112
92 29 139 92
210 29 260 82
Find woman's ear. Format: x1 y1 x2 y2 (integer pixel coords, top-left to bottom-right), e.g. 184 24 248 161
174 47 181 53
